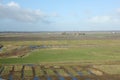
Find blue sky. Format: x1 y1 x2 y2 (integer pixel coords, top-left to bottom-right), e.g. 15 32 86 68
0 0 120 31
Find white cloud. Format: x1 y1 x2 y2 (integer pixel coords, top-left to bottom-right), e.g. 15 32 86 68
116 8 120 13
0 1 49 23
87 16 112 23
87 10 120 25
51 12 59 17
7 1 20 8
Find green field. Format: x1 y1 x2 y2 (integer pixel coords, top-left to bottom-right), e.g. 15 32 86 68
0 32 120 79
0 40 120 64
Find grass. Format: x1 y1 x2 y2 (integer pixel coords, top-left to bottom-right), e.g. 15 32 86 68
0 32 120 77
0 39 120 75
94 65 120 74
1 39 120 46
0 40 120 64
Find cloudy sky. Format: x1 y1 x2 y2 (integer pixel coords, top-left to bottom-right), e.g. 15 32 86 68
0 0 120 31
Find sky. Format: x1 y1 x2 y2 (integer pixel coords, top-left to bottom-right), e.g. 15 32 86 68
0 0 120 31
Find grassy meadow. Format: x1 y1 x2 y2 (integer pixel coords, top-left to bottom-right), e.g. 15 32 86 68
0 40 120 64
0 32 120 77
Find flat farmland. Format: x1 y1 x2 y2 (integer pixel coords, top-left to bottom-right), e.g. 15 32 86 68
0 31 120 79
0 43 120 64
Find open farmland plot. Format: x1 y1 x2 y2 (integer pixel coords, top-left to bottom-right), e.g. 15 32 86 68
1 46 120 64
0 32 120 79
0 64 119 80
